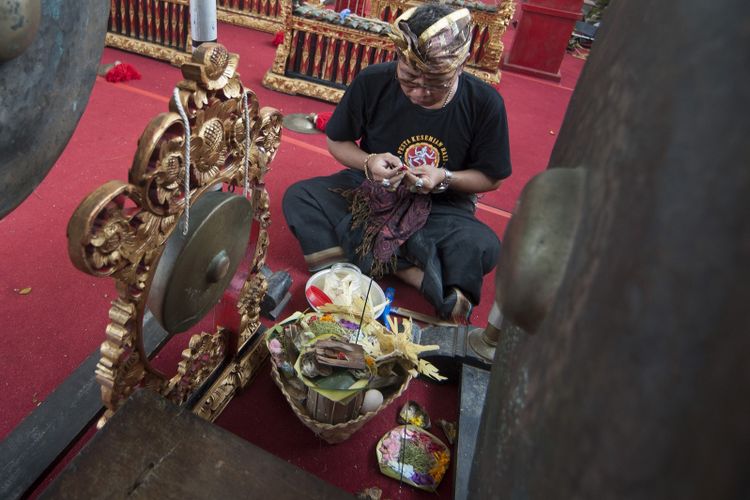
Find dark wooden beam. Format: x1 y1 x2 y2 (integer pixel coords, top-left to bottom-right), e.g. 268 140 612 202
0 312 170 499
40 390 352 499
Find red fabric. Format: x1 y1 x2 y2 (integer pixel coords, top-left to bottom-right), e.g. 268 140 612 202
314 111 333 131
272 30 285 46
105 63 142 83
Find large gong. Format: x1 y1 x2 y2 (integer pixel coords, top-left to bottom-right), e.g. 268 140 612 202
469 0 750 498
0 0 109 219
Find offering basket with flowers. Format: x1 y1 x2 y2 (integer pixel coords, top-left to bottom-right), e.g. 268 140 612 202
265 298 444 444
376 425 451 491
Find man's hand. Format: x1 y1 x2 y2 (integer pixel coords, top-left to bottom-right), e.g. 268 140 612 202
367 152 403 180
327 138 408 190
367 153 408 190
403 166 444 193
404 166 503 194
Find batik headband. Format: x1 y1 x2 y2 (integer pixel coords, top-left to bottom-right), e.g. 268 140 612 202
389 7 473 76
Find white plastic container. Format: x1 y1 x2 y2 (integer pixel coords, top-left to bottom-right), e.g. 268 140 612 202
305 267 388 318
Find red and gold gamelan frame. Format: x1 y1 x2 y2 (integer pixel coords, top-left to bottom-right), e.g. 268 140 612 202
216 0 286 35
105 0 515 100
263 0 515 103
105 0 288 64
106 0 193 65
262 4 397 103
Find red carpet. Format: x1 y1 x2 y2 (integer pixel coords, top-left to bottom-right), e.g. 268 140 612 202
1 12 584 498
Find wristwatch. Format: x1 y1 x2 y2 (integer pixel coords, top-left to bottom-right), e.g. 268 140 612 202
432 169 453 193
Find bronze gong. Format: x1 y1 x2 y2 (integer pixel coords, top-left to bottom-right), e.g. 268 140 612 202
0 0 109 219
148 191 254 334
282 113 321 134
469 0 750 498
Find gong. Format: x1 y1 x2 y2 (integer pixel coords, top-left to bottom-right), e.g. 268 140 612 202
282 113 321 134
469 0 750 498
0 0 109 219
148 191 254 334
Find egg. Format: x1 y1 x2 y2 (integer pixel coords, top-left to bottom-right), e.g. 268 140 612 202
361 389 384 414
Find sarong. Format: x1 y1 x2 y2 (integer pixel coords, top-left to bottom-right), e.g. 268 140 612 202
283 169 500 318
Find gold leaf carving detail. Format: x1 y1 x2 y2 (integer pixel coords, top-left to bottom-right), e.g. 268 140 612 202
166 329 229 404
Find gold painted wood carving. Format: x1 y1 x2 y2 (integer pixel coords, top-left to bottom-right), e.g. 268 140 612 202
106 0 192 65
217 0 285 34
262 72 346 103
67 43 282 427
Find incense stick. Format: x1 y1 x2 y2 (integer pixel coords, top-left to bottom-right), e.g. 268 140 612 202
354 276 374 344
398 423 407 487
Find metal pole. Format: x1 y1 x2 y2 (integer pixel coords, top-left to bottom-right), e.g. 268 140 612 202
190 0 218 49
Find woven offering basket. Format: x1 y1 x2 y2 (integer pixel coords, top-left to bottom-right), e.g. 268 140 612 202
265 307 421 444
269 360 412 444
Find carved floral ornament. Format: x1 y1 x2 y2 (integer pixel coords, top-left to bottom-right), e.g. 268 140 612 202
67 43 283 426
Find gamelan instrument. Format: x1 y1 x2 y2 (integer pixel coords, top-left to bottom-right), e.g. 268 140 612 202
67 42 283 426
0 0 109 219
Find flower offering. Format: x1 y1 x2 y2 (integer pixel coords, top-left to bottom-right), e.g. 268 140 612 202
376 425 451 491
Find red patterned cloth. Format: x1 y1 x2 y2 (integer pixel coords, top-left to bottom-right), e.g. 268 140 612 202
343 181 431 277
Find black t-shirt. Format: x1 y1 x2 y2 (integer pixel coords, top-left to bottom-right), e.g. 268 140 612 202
326 61 512 204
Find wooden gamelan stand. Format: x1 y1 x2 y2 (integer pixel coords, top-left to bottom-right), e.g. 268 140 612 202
105 0 287 65
105 0 515 101
263 0 515 102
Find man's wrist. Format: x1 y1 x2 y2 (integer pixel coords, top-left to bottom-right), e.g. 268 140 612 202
432 168 453 193
363 153 376 180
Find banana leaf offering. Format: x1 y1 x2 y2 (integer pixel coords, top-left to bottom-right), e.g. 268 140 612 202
266 299 446 415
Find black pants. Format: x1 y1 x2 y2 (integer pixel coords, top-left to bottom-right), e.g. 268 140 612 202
283 169 501 318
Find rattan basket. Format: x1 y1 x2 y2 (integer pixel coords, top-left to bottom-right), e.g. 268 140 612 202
269 361 412 444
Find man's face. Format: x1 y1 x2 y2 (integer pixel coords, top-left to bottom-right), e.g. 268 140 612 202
395 59 459 108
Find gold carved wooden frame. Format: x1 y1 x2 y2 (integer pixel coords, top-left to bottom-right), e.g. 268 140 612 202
67 43 282 427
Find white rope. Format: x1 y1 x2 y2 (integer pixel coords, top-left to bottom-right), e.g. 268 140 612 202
242 90 251 197
173 87 192 235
